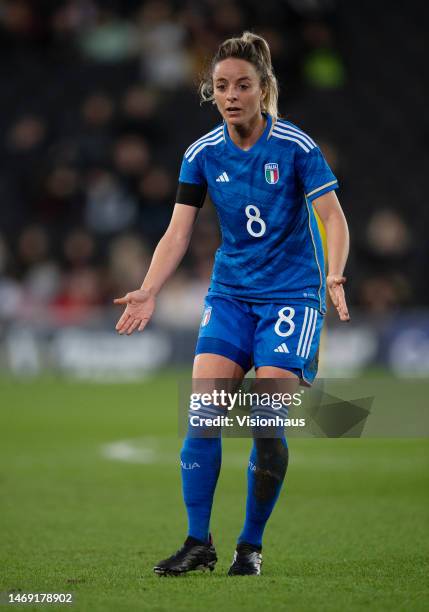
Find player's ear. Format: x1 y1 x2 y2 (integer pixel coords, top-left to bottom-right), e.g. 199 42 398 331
260 83 267 103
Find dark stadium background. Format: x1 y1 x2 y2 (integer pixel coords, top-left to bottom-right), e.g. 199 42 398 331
0 3 427 611
0 0 427 378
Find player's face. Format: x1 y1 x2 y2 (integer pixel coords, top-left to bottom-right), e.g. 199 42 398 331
212 58 265 127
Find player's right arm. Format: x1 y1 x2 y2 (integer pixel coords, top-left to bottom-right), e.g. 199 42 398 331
114 203 200 335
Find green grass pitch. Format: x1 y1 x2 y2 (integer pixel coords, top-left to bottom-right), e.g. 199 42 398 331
0 373 428 611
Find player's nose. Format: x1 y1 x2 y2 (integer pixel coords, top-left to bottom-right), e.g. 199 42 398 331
226 88 238 101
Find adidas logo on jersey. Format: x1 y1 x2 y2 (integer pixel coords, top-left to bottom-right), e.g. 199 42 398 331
274 343 289 353
216 172 230 182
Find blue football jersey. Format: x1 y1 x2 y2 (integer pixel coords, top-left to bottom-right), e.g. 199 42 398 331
179 114 338 313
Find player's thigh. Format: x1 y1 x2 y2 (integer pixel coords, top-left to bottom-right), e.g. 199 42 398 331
195 295 255 375
192 353 245 398
254 365 300 399
193 353 245 379
256 366 299 380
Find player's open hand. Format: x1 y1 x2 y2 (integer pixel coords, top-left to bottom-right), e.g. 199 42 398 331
113 289 156 335
326 275 350 322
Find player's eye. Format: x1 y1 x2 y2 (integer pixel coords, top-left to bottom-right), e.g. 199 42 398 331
215 83 226 91
239 84 249 90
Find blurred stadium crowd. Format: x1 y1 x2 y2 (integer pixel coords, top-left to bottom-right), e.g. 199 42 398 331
0 0 426 330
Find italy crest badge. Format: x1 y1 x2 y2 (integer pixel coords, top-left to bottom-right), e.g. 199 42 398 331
265 162 279 184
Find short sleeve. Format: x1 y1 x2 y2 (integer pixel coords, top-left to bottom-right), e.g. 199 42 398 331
178 149 207 185
295 145 339 202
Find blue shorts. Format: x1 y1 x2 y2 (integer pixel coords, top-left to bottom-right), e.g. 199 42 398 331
195 294 324 385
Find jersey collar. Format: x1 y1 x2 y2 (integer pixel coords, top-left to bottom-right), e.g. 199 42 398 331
223 113 272 155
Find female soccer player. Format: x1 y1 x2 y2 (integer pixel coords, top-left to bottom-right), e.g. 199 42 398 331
114 31 350 576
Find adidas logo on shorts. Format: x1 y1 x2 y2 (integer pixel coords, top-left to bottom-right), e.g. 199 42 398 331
274 343 289 353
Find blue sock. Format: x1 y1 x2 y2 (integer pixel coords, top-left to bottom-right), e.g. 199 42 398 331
238 437 289 548
180 404 223 543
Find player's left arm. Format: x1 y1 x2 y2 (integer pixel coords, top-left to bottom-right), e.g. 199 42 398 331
313 191 350 322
